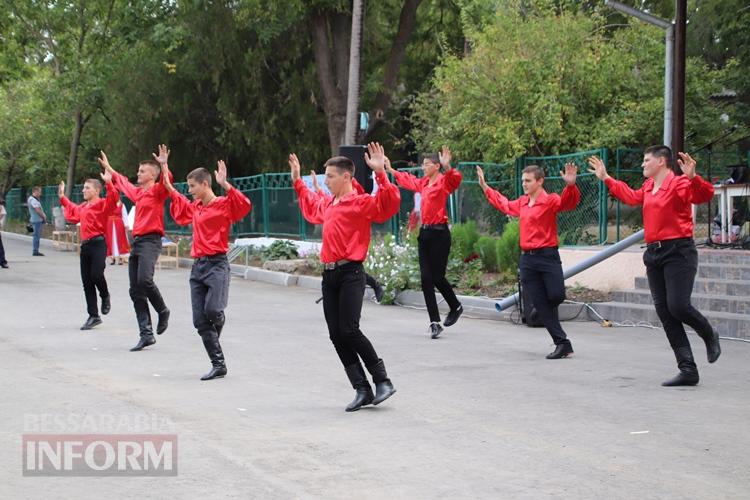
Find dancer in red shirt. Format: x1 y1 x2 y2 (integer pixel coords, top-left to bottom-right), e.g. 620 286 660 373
589 146 719 386
291 142 400 411
478 163 580 358
58 172 119 330
162 160 252 380
99 146 172 351
387 147 463 339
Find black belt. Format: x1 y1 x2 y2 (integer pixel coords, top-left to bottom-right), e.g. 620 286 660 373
134 232 161 240
421 223 448 230
644 237 693 251
81 235 105 245
323 259 361 271
521 246 558 255
194 254 227 263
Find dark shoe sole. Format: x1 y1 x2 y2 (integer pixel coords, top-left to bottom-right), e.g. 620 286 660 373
80 319 103 330
200 373 227 381
129 338 156 351
156 309 170 335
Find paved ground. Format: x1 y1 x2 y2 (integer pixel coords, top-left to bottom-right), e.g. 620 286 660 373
0 235 749 499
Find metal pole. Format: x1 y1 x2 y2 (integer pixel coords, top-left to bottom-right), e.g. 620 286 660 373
664 25 674 148
344 0 365 145
495 230 645 312
671 0 687 157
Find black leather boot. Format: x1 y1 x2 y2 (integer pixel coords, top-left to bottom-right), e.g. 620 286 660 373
344 364 374 412
429 322 444 339
662 346 700 386
134 302 154 336
156 307 170 335
366 359 396 405
80 316 102 330
443 304 463 327
546 342 574 359
200 332 227 380
101 295 111 315
700 329 721 364
130 335 155 351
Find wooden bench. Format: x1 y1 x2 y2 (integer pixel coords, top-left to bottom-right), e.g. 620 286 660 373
157 241 179 269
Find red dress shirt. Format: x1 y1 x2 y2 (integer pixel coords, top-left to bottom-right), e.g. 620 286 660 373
295 171 400 263
168 188 252 258
484 185 581 251
392 168 462 224
112 171 171 237
59 183 119 240
605 171 714 243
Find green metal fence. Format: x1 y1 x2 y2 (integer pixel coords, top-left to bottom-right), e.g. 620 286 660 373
5 147 746 245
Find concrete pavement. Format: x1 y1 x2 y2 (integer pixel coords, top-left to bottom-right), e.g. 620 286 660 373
0 235 748 499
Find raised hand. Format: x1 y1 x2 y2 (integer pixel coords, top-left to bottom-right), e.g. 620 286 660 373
98 150 115 174
100 169 113 184
560 162 578 186
677 152 697 179
58 181 65 198
215 160 231 189
384 156 396 175
587 156 609 181
476 166 488 192
310 170 323 193
364 142 386 173
288 153 301 182
439 145 452 170
161 163 175 192
152 144 170 165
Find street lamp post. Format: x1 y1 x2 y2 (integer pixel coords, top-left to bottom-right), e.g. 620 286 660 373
605 0 674 148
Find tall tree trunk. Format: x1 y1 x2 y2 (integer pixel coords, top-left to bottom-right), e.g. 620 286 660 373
65 109 84 198
0 158 17 204
344 0 365 145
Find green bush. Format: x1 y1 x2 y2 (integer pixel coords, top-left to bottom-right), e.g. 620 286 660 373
496 219 520 274
450 221 480 261
474 235 498 272
262 240 299 260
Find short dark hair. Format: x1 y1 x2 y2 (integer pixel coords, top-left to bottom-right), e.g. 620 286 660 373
644 145 673 167
522 164 545 180
84 179 102 192
187 167 212 185
325 156 355 175
422 153 440 165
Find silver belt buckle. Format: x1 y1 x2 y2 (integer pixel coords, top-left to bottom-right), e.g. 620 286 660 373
324 262 336 270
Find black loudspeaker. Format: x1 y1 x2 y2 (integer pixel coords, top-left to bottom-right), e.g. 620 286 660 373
519 277 544 327
338 145 372 193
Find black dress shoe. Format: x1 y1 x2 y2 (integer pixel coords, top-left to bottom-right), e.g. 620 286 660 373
156 308 170 335
80 316 102 330
33 252 45 256
200 365 227 381
546 343 574 359
1 262 8 269
101 296 111 315
661 371 700 386
429 322 444 339
443 305 463 327
373 283 385 303
130 336 156 351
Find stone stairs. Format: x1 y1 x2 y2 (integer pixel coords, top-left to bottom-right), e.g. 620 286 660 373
591 249 750 339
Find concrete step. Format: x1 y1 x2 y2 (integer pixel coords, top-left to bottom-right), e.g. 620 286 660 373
697 263 750 280
590 302 750 340
612 289 750 315
634 276 750 295
698 249 750 266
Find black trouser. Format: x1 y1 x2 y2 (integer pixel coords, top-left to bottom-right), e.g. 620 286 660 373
128 234 167 337
520 248 569 345
643 238 714 351
80 237 109 317
365 273 378 290
0 232 6 265
190 256 230 367
322 262 380 368
418 227 461 323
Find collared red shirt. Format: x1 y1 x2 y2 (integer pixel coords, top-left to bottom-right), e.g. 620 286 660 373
294 171 400 263
112 171 171 237
169 187 252 258
392 168 462 224
483 185 581 250
605 171 714 243
59 183 119 240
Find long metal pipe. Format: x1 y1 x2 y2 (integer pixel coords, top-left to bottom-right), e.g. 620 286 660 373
495 230 645 312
